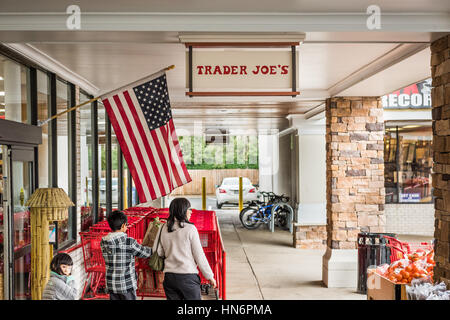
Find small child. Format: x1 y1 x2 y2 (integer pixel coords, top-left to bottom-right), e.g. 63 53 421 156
101 210 152 300
42 253 77 300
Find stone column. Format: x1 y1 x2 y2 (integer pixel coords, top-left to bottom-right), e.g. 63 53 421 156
430 34 450 288
322 97 385 287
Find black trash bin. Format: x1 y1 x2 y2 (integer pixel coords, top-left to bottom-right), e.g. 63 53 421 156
357 232 396 294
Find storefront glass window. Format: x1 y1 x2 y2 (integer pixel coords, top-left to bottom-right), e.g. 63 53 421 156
56 79 70 245
384 124 433 203
80 92 93 232
37 70 49 188
0 55 28 123
98 103 106 220
0 146 4 299
111 138 119 210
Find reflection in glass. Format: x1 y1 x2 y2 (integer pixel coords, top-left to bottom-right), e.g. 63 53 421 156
384 125 433 203
56 80 69 245
12 160 32 300
37 70 49 188
0 56 28 124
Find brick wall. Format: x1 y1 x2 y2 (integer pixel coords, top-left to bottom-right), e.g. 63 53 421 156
293 224 327 249
385 204 435 236
430 34 450 287
326 97 385 250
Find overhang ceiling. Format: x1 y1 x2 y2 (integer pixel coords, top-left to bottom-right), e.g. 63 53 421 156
1 0 449 13
1 0 448 132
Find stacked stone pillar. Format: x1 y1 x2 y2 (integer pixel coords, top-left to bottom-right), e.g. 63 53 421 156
323 96 385 287
431 34 450 288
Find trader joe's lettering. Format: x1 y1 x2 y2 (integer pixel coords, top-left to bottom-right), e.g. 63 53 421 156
196 65 289 75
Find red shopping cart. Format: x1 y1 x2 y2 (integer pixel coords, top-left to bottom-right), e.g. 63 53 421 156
135 208 226 300
79 232 109 300
383 235 434 262
89 215 145 242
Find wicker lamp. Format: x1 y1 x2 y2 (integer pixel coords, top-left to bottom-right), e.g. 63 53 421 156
25 188 74 300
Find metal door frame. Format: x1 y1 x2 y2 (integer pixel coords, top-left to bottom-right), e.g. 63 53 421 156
2 145 36 300
1 119 41 300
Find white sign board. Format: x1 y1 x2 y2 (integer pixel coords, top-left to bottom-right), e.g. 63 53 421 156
186 47 299 95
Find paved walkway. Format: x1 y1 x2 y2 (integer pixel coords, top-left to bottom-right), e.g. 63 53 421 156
216 209 365 300
159 196 434 300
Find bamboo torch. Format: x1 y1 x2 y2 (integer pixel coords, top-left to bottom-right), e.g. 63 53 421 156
26 188 74 300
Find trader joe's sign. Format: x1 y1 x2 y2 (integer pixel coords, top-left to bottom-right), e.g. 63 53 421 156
382 79 431 109
186 46 299 96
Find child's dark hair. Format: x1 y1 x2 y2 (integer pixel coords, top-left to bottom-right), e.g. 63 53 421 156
50 253 73 275
167 197 193 233
107 210 128 231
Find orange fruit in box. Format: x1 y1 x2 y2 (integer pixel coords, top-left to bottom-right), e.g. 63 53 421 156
400 270 410 279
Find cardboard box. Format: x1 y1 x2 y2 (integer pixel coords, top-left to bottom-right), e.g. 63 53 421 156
367 269 408 300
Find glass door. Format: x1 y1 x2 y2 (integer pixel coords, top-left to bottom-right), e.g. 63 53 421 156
1 145 34 300
0 145 4 300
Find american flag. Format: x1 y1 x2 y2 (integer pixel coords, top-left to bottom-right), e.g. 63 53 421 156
101 71 191 202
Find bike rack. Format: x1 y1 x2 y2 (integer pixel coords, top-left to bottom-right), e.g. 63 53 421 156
287 205 294 234
269 208 275 233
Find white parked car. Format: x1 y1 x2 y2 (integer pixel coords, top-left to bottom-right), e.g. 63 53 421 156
215 177 258 209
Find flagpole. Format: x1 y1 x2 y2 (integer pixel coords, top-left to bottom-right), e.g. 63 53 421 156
37 65 175 127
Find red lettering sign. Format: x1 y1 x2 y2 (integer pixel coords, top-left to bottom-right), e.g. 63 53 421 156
196 65 289 76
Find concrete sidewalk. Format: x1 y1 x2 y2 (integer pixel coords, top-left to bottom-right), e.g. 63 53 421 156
217 210 366 300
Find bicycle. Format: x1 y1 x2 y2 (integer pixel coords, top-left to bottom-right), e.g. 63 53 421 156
239 191 293 230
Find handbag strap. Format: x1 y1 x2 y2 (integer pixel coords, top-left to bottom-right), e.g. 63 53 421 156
155 223 165 251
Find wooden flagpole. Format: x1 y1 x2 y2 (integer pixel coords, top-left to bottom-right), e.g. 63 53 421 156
37 65 175 127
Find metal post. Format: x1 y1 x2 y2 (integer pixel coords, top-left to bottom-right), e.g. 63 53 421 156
2 145 12 299
123 172 128 210
395 126 400 202
27 67 39 191
127 169 132 208
48 73 57 188
202 176 206 210
291 45 297 97
118 148 123 210
270 206 275 233
106 117 112 215
239 176 243 212
68 83 77 240
91 98 99 224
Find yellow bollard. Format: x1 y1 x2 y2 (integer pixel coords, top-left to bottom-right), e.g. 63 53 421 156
202 177 206 210
239 176 243 212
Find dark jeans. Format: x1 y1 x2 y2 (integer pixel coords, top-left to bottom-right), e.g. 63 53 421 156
163 273 201 300
109 289 137 300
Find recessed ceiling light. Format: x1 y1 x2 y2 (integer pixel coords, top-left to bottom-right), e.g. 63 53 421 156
0 92 4 96
0 76 3 80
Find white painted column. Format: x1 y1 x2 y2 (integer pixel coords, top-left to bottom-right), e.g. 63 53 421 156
258 133 278 192
291 118 327 225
